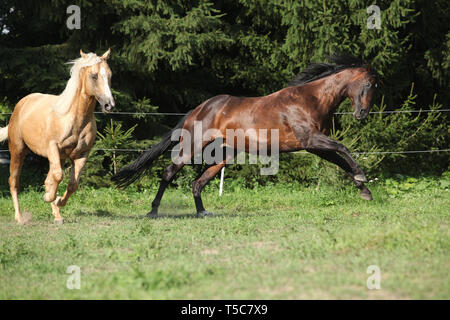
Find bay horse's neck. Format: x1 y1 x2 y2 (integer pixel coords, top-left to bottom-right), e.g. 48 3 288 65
308 70 353 118
292 69 355 121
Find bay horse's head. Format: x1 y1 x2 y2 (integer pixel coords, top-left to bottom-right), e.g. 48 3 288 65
287 54 380 120
79 49 115 112
345 65 379 120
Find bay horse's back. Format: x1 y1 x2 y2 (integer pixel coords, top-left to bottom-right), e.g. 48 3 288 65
183 94 232 131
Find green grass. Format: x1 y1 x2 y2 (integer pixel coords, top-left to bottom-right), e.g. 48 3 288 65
0 176 448 299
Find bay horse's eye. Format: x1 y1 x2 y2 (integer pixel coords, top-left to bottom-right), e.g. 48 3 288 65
91 74 98 81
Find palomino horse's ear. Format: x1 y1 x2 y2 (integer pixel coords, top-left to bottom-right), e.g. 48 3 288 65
80 49 88 59
101 48 111 60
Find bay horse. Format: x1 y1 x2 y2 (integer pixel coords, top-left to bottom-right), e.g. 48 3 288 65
0 49 115 224
113 54 379 217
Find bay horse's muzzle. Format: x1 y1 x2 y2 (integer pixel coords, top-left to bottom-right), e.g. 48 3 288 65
354 106 369 120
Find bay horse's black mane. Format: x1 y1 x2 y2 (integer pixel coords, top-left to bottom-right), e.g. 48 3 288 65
288 53 374 87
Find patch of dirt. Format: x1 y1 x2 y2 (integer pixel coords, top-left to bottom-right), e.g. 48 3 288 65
258 284 294 296
201 249 220 255
366 289 409 300
251 241 279 252
19 212 33 225
202 241 280 256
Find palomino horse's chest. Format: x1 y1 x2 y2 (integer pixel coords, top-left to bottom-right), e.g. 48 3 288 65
58 123 96 158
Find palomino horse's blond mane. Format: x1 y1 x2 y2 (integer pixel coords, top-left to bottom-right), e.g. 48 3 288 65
53 53 102 115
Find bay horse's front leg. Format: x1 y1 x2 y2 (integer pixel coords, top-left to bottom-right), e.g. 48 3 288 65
307 150 373 200
51 156 88 224
305 132 368 183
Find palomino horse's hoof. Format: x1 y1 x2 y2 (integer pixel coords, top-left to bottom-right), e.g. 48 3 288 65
354 174 368 183
16 212 32 225
53 196 63 206
197 210 214 218
360 191 373 201
54 218 64 225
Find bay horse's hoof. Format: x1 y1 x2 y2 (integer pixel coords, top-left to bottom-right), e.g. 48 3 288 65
354 174 368 183
197 210 214 218
360 191 373 201
146 212 158 219
54 218 64 225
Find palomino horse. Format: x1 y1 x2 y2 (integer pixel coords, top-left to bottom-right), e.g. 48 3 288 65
0 49 115 224
113 54 380 217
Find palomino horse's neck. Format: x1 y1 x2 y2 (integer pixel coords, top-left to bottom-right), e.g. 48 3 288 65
67 78 97 128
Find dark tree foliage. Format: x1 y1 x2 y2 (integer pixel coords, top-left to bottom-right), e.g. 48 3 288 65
0 0 448 187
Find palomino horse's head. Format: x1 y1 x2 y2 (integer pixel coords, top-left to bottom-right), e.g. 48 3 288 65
345 66 379 120
80 49 115 112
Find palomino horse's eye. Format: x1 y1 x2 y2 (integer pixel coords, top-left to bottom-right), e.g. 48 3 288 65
91 74 98 81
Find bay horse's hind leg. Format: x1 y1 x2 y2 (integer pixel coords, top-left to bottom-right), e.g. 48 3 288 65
192 161 227 217
8 141 28 224
147 162 185 217
51 156 88 224
147 132 202 217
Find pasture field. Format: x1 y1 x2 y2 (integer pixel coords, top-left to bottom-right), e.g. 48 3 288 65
0 175 448 299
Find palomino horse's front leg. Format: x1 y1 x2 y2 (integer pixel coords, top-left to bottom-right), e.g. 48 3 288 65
51 156 88 224
43 142 63 202
43 142 64 223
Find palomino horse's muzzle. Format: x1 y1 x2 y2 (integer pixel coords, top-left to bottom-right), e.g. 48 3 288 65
98 95 115 113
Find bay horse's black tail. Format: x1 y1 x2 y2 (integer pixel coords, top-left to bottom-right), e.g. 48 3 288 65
111 110 193 188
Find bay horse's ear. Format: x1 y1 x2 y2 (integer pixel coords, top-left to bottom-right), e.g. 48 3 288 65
80 49 87 59
101 48 111 60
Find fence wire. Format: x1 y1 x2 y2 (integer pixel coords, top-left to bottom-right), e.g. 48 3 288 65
0 108 448 155
0 109 449 116
0 148 449 155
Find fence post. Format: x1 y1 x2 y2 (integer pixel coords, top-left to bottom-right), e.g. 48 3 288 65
219 167 225 196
